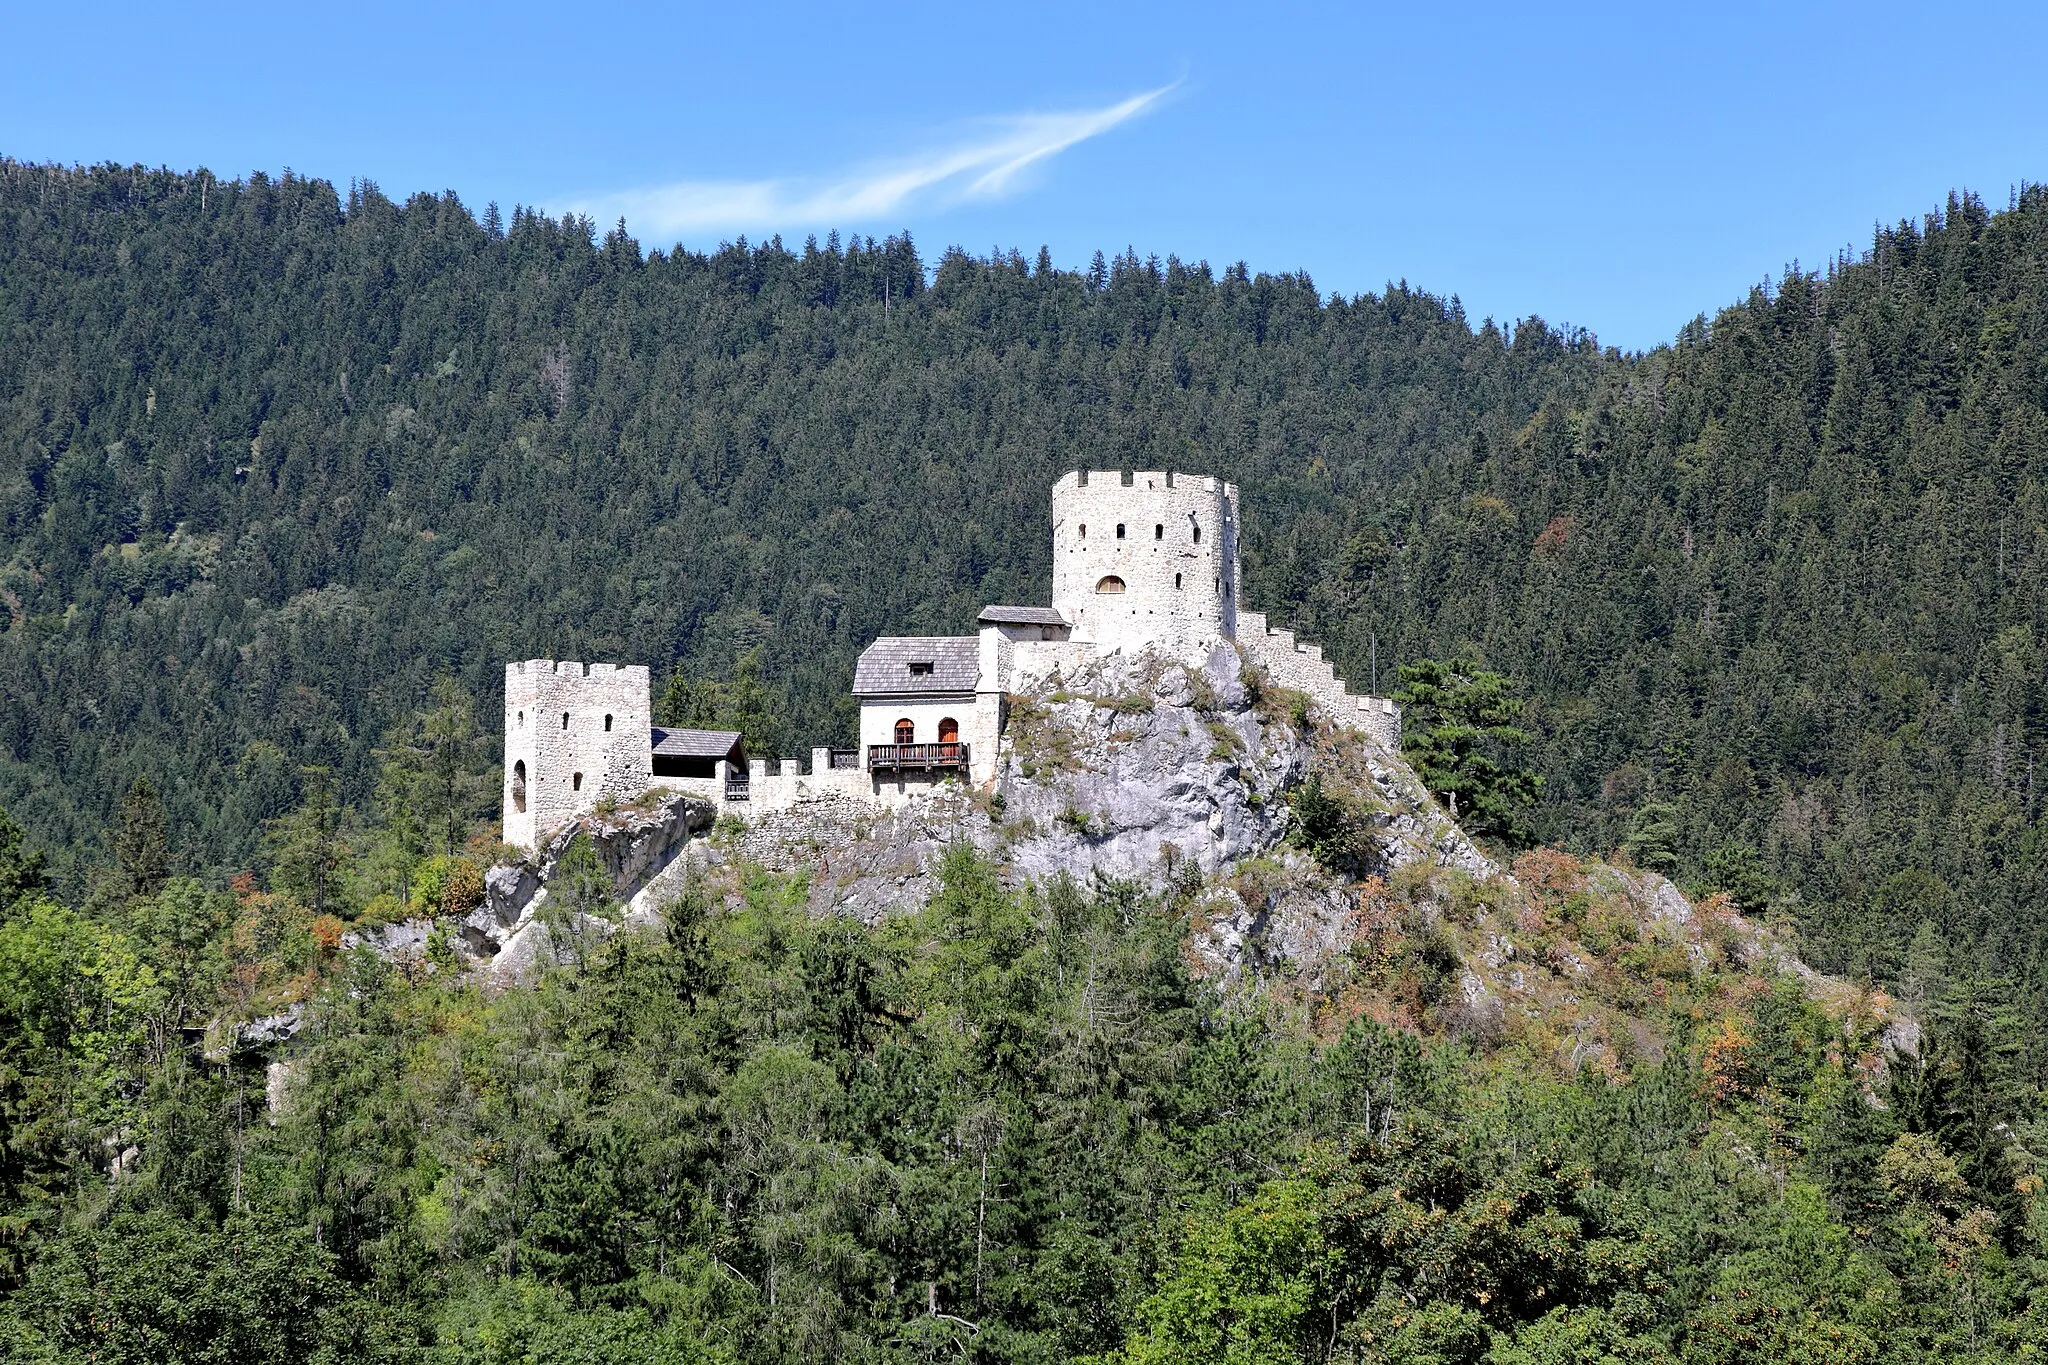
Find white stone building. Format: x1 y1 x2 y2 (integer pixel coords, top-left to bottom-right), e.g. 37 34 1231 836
1049 468 1241 650
501 469 1399 850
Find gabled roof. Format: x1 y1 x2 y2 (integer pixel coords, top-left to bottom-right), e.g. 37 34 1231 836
649 727 744 759
978 605 1068 627
852 636 980 696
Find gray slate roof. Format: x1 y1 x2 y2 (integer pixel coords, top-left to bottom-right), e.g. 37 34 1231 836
852 636 980 696
649 727 744 759
978 605 1068 627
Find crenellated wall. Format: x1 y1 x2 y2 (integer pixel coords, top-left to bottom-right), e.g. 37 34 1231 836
1234 612 1403 750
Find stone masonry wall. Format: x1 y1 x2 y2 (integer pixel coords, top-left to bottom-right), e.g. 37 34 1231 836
1051 470 1241 651
1235 612 1403 750
503 659 652 850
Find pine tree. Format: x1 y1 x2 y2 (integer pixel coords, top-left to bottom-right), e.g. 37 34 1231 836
1393 654 1543 845
264 767 353 920
0 806 45 917
112 777 170 905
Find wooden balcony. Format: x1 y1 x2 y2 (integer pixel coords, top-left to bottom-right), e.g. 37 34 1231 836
867 741 969 772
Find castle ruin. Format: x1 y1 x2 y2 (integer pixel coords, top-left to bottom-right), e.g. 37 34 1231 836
502 470 1400 851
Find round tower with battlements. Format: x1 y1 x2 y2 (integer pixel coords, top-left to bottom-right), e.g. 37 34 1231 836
1050 469 1241 651
502 659 652 850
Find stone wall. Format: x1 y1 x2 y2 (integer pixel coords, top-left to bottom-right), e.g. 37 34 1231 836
1051 469 1241 651
503 659 653 850
1235 612 1402 750
651 761 979 818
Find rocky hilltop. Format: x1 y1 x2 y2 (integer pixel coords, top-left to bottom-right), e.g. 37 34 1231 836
452 640 1899 1077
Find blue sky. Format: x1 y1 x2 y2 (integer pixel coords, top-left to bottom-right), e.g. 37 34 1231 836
3 1 2043 351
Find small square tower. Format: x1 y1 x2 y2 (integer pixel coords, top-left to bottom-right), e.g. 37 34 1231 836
503 659 653 850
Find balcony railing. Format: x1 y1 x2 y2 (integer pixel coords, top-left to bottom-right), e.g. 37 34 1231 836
828 749 861 770
723 777 750 802
867 741 969 772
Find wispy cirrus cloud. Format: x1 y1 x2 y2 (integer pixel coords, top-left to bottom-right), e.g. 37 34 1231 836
564 85 1174 240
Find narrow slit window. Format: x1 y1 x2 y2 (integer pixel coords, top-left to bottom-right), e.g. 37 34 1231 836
1116 523 1126 539
561 712 570 730
1193 524 1202 543
572 772 583 792
517 710 525 728
1155 524 1164 539
604 713 613 732
1078 523 1086 540
1175 572 1183 589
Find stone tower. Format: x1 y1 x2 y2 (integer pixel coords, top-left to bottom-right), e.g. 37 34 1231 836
1050 469 1241 651
502 659 652 850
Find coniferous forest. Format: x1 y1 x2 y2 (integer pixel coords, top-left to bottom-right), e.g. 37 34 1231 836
5 160 2048 1359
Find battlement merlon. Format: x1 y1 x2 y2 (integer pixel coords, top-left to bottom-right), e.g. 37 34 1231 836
1052 469 1240 499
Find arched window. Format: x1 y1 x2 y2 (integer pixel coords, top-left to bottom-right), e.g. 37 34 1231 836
512 760 527 813
572 772 583 792
1116 523 1126 539
561 712 570 729
938 717 960 743
1155 524 1164 539
894 718 915 745
1096 575 1126 594
604 713 613 732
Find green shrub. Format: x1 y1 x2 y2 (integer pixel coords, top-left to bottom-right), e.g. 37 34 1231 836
413 854 486 918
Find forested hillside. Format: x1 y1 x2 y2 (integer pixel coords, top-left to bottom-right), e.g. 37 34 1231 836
8 163 2047 1014
6 158 2048 1361
0 159 1593 890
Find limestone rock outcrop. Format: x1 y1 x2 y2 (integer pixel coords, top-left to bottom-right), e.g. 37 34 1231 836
470 789 713 982
701 640 1490 949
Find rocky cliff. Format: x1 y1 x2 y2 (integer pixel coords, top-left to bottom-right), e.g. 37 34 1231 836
469 789 713 982
696 641 1483 931
679 640 1901 1074
441 639 1895 1075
